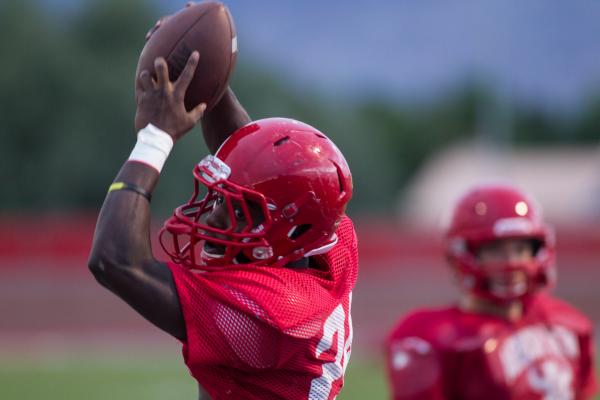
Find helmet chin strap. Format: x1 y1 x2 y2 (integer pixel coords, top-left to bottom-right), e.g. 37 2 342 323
488 279 528 299
467 271 536 305
303 234 338 257
200 234 339 269
460 291 526 322
263 234 340 269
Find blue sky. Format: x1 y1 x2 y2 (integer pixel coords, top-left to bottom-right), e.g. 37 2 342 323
40 0 600 111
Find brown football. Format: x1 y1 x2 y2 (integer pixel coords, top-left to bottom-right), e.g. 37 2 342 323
136 2 237 111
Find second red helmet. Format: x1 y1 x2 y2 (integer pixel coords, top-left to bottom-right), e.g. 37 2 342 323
444 184 556 302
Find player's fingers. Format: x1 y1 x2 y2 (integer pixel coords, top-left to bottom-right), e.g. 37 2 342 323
138 69 154 91
154 57 170 88
189 102 207 122
175 51 200 92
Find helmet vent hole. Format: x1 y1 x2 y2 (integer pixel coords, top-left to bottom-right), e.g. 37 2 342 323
334 163 345 193
273 136 290 146
314 133 326 139
288 224 312 240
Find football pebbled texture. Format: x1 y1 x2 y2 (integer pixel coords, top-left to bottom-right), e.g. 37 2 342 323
136 2 237 111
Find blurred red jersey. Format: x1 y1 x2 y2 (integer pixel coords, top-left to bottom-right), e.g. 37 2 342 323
386 293 596 400
168 215 358 400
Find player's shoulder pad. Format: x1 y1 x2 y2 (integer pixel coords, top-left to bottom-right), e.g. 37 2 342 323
387 312 445 398
387 306 458 348
534 293 593 335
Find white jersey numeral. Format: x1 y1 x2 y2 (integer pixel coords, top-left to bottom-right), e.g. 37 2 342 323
528 360 574 400
308 293 353 399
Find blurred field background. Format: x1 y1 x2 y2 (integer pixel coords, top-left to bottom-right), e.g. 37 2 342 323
2 1 600 399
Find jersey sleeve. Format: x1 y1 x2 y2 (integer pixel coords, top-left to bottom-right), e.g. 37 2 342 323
168 262 285 370
578 329 597 399
386 315 446 400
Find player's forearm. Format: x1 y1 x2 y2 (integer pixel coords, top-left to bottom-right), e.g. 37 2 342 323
88 161 159 286
201 87 251 153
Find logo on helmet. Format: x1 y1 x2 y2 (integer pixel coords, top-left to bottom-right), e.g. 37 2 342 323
493 217 535 237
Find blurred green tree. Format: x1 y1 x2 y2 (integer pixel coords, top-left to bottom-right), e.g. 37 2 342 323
0 0 599 216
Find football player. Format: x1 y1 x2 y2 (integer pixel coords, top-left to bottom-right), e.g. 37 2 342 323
88 50 357 399
386 184 596 399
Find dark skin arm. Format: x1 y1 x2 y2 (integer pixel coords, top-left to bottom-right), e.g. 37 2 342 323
201 87 251 153
88 53 205 340
89 50 252 341
88 162 185 336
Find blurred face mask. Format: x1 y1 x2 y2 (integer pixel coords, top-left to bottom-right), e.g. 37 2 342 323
474 238 536 301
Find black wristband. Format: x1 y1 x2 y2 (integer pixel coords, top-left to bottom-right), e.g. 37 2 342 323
108 181 152 201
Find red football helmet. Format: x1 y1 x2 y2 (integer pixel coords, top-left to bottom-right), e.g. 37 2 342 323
444 184 556 303
160 118 353 269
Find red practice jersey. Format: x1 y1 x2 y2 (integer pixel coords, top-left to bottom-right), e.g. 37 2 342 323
386 293 597 400
168 215 358 400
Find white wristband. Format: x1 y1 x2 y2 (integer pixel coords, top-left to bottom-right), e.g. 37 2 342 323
128 124 174 173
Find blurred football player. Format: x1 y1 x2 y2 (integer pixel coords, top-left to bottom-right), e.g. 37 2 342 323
386 184 596 400
88 48 356 400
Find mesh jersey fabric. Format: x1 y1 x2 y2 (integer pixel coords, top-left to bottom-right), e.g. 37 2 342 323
386 293 597 400
168 215 358 400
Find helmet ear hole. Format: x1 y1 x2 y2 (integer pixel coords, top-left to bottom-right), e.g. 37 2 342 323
288 224 312 240
531 239 543 256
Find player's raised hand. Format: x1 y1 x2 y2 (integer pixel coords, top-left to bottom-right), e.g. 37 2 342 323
135 51 206 141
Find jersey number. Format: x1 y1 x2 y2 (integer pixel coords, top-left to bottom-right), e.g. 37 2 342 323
528 360 574 400
308 294 353 399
